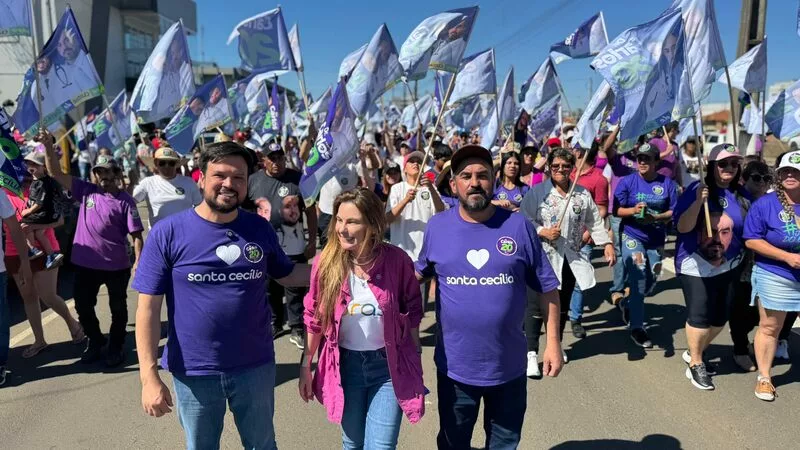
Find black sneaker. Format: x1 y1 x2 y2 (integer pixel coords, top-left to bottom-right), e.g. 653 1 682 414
618 303 630 325
288 329 305 350
271 324 283 340
80 339 105 364
105 348 126 367
630 328 653 348
682 350 717 375
570 320 587 339
0 366 7 387
686 363 715 390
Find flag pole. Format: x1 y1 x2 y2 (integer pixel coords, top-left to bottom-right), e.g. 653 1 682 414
760 91 766 160
401 77 427 150
298 71 312 119
723 66 739 148
414 70 457 189
29 0 44 133
684 33 712 237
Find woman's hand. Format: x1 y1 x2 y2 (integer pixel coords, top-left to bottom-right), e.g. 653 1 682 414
298 366 314 402
539 227 561 242
603 243 616 266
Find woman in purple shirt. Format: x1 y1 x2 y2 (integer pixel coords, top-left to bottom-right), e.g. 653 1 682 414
744 151 800 402
300 188 425 447
493 152 529 211
613 143 677 349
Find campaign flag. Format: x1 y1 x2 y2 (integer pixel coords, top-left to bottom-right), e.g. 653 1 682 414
479 104 499 150
574 81 613 149
300 79 359 203
519 57 561 116
227 8 296 75
0 108 30 196
228 75 253 125
433 71 444 113
94 90 133 150
676 110 702 146
666 0 727 102
497 66 516 127
385 103 402 127
288 23 304 72
246 82 269 115
398 6 479 81
591 8 693 150
130 21 194 124
339 44 368 80
73 106 99 150
13 7 104 136
741 102 766 135
164 75 231 155
528 97 561 142
400 94 434 130
347 24 402 118
449 95 494 130
0 0 32 36
797 0 800 38
550 12 609 64
267 81 281 132
765 80 800 139
448 48 496 106
282 90 293 137
717 38 767 95
309 86 332 123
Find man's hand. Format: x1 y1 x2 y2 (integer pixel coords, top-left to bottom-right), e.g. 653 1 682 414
403 188 417 205
541 342 563 377
141 376 173 417
539 227 561 242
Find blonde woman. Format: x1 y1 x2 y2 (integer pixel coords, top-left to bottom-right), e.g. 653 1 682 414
299 188 425 449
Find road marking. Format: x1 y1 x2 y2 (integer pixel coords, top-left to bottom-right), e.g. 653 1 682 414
10 299 76 347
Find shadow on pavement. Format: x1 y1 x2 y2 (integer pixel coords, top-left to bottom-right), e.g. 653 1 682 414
549 433 683 449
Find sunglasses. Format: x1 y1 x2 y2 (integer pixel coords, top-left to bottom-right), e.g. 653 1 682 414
157 160 177 167
636 155 655 163
749 174 772 184
717 159 739 170
550 164 573 171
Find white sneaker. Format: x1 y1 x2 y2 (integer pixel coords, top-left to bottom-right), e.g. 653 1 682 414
775 339 790 360
562 349 569 363
526 351 541 377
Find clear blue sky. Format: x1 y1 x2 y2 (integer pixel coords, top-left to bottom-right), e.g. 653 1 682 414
190 0 797 110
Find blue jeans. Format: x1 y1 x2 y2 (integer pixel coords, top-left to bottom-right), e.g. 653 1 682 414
437 372 527 450
78 161 91 181
172 363 277 450
0 272 8 367
569 244 594 321
610 217 626 295
620 236 662 330
340 348 402 450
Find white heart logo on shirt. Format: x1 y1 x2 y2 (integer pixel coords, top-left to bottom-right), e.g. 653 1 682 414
466 249 490 270
215 244 241 265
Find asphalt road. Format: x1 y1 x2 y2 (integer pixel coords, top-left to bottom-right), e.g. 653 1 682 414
1 218 799 449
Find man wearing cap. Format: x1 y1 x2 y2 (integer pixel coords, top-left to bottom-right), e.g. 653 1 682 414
245 141 316 348
41 130 144 367
130 147 201 227
416 144 562 449
386 150 445 261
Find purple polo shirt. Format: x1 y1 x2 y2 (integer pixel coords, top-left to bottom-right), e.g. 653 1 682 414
71 179 144 270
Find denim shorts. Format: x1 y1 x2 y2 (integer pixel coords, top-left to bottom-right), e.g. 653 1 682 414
751 265 800 312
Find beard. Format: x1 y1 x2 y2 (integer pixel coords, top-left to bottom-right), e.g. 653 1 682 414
459 187 491 212
203 188 241 214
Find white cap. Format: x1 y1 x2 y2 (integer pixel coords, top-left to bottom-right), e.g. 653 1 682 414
777 150 800 172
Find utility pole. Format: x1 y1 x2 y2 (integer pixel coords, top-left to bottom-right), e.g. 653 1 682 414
734 0 767 149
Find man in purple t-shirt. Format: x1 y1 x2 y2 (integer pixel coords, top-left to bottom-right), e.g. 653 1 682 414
415 145 561 450
43 136 143 367
132 142 310 449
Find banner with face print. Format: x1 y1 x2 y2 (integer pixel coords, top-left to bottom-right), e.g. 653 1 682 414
0 108 29 197
227 8 296 75
347 24 402 118
164 75 231 155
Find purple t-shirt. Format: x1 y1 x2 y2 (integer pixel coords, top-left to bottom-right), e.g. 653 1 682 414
493 184 529 207
649 137 679 180
613 173 678 249
71 179 143 270
743 192 800 282
131 208 295 375
607 153 637 212
415 207 559 386
673 181 749 276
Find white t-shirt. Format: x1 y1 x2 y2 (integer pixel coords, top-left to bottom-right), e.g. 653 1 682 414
0 193 17 273
132 175 202 225
680 151 702 188
386 181 436 261
339 272 385 351
318 162 358 215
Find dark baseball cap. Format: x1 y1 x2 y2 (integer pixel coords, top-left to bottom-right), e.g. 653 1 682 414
449 144 493 174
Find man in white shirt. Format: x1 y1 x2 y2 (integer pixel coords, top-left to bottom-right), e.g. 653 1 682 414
386 150 445 306
130 147 202 227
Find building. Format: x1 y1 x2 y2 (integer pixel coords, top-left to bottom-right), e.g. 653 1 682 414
0 0 197 114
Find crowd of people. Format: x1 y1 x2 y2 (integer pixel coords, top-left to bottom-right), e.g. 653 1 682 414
1 117 799 450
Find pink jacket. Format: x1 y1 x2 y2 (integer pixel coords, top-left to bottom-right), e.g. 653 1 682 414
303 244 425 425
